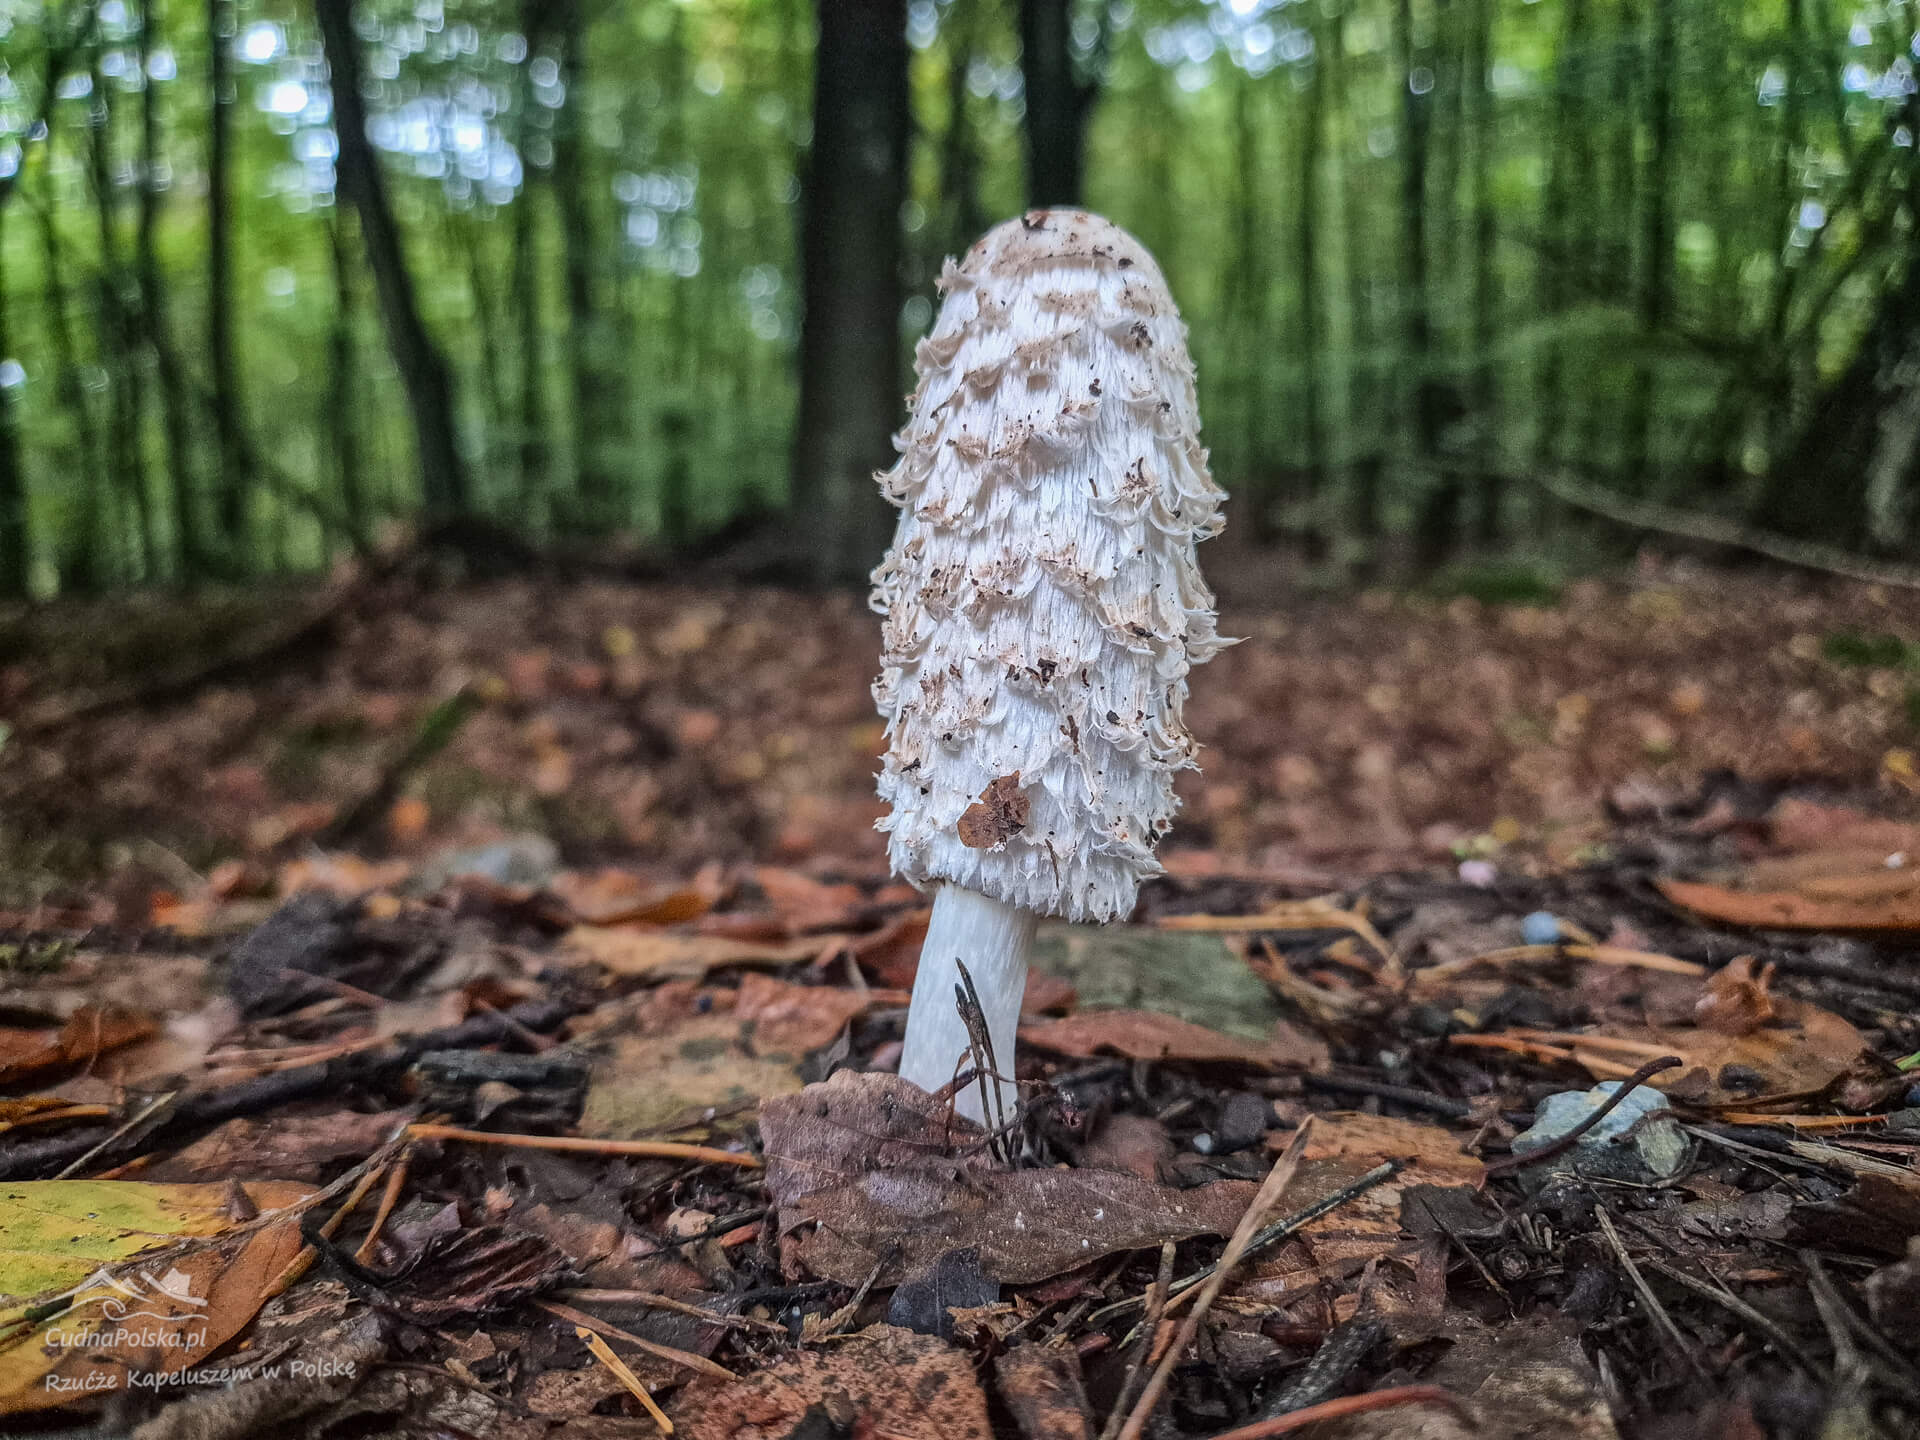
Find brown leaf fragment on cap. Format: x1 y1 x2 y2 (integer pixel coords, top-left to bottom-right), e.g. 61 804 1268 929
957 772 1029 849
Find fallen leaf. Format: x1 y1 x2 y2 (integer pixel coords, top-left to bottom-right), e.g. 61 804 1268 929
0 1006 157 1085
550 868 720 926
561 926 833 979
141 1110 412 1185
752 867 866 931
1021 1008 1311 1070
0 1179 314 1413
580 1010 807 1137
735 973 893 1054
671 1323 991 1440
1661 877 1920 932
996 1343 1092 1440
760 1071 1260 1285
357 1208 572 1323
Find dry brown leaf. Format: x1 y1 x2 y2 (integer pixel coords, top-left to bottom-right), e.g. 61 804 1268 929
671 1323 991 1440
752 867 866 931
550 868 721 926
1021 1008 1314 1071
0 1006 157 1085
560 926 832 979
760 1071 1260 1286
1661 877 1920 932
734 973 897 1054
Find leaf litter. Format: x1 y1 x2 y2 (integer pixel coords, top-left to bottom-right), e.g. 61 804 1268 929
5 572 1920 1436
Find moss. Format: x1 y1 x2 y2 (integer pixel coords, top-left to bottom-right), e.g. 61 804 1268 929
1438 562 1564 608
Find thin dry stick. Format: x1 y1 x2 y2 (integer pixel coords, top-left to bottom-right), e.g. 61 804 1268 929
540 1299 736 1380
576 1325 674 1433
1594 1206 1701 1375
1198 1384 1467 1440
52 1091 176 1180
1642 1258 1826 1380
1116 1120 1315 1440
264 1157 391 1300
1098 1242 1176 1440
560 1288 788 1337
406 1123 759 1168
353 1146 413 1264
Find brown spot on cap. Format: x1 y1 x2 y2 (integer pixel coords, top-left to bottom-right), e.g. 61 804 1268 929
957 772 1030 849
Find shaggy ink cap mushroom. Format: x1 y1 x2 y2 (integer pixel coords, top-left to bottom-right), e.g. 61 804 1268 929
871 209 1230 1126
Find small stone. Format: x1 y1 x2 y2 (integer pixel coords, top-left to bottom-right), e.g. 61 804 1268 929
1190 1133 1215 1155
1521 911 1562 945
1510 1080 1689 1184
1459 860 1498 888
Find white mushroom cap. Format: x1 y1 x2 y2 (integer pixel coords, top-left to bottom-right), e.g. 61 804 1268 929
871 209 1230 924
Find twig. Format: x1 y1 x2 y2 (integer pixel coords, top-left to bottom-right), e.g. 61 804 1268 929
1085 1160 1403 1326
405 1123 759 1168
1479 1056 1682 1182
1594 1206 1701 1375
1642 1257 1826 1380
318 687 480 847
1099 1242 1176 1440
1198 1385 1467 1440
540 1299 735 1380
575 1325 674 1432
1116 1121 1314 1440
353 1146 412 1264
559 1288 789 1337
50 1090 174 1179
1527 465 1920 591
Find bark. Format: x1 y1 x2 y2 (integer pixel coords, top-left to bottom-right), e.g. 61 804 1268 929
139 0 203 577
937 0 988 258
553 0 614 531
88 51 157 580
316 0 469 518
1018 0 1098 208
511 0 549 520
1399 0 1452 566
1297 23 1327 524
325 209 365 532
790 0 908 583
0 205 25 596
1467 0 1499 542
1533 0 1587 470
207 0 246 549
1624 0 1675 489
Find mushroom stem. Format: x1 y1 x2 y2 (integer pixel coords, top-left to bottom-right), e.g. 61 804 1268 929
898 883 1039 1128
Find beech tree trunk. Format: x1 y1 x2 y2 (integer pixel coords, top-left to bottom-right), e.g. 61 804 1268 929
790 0 908 583
1019 0 1094 208
207 0 246 550
317 0 469 518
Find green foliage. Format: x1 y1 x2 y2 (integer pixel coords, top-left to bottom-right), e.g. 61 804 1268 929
1437 562 1564 609
0 0 1916 590
1821 630 1914 670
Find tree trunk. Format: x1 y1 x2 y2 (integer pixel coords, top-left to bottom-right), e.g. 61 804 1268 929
326 209 365 534
1624 0 1674 489
0 205 26 597
1399 0 1452 567
35 135 108 590
1296 20 1327 533
790 0 908 584
511 0 549 524
207 0 247 552
1018 0 1093 208
937 0 988 258
1533 0 1586 471
553 0 614 532
88 50 157 581
1467 0 1499 543
139 0 203 578
316 0 469 518
1332 1 1379 550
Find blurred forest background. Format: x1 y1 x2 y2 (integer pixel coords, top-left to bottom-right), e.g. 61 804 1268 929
3 0 1919 597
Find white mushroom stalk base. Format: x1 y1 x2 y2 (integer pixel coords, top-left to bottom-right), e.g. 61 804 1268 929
897 883 1039 1129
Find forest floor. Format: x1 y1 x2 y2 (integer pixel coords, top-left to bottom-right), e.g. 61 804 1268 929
1 559 1919 1438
